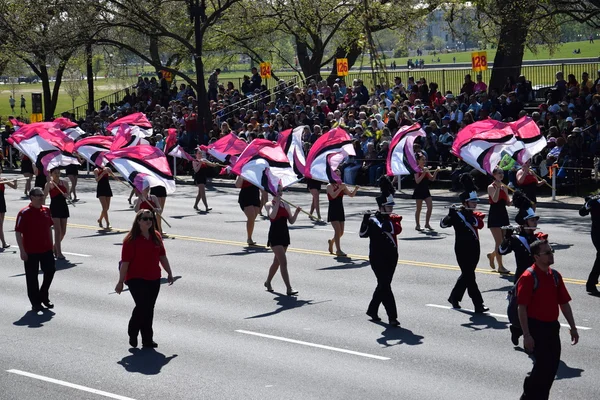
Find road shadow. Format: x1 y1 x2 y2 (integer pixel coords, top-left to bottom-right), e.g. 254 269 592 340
117 348 178 375
457 310 509 331
246 294 330 319
55 259 82 271
556 360 584 380
159 275 182 285
13 309 55 328
74 230 126 239
400 236 446 241
210 246 271 256
374 323 424 347
318 260 370 270
549 243 574 251
169 215 197 219
482 285 513 293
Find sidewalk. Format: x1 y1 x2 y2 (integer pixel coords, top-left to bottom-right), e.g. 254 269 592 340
5 167 584 210
171 176 585 210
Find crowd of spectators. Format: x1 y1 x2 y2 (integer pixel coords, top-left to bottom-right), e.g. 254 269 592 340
5 67 600 189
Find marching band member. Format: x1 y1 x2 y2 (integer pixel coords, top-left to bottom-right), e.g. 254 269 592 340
441 174 489 313
579 195 600 295
499 190 547 345
360 176 403 326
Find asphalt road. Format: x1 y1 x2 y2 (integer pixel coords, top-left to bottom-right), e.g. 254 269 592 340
0 176 598 400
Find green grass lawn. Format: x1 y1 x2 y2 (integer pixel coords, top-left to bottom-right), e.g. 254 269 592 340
386 40 599 66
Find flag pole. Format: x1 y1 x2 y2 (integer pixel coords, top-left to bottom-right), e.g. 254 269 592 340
107 169 172 228
49 180 76 207
279 198 315 218
532 170 555 190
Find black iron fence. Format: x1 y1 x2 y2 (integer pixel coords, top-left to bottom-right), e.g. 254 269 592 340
57 85 135 120
56 62 600 119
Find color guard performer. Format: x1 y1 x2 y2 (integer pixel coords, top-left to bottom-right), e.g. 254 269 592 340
44 168 70 260
441 174 489 313
0 166 18 248
263 186 302 296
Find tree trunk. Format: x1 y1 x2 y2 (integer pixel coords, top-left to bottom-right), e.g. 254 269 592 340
488 8 531 93
39 65 53 121
48 61 67 121
86 43 95 115
296 38 322 82
326 39 362 85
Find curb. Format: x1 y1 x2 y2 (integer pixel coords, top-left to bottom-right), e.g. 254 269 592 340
178 177 583 211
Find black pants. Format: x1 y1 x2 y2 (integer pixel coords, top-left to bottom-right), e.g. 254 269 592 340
450 244 484 306
521 319 561 400
587 231 600 287
367 255 398 320
24 251 55 307
127 279 160 344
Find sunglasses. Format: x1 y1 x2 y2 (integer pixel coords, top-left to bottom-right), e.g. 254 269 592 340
139 217 153 222
538 249 555 255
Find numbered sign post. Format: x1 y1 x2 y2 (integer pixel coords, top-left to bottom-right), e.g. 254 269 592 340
161 70 174 83
259 62 272 79
471 51 488 72
336 58 349 76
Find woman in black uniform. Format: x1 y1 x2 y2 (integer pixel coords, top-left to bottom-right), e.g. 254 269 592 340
94 165 113 229
264 186 302 295
44 167 70 260
20 154 33 197
33 160 47 190
326 169 359 257
306 178 322 221
65 160 80 202
235 176 261 245
486 167 511 274
192 149 216 212
413 152 440 231
0 166 18 248
150 185 167 233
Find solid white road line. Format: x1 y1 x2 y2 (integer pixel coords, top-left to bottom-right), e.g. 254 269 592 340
6 369 136 400
62 252 92 257
425 304 592 330
235 330 390 360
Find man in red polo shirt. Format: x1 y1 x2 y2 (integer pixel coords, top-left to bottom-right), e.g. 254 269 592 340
15 187 55 313
517 239 578 400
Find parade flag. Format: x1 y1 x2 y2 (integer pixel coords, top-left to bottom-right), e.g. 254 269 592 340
203 133 247 165
451 119 517 174
8 127 79 172
106 112 153 136
508 117 547 165
52 117 78 130
386 123 426 176
34 126 76 154
164 128 178 154
104 145 175 194
277 126 306 178
73 135 114 167
111 124 146 151
231 139 298 195
8 118 26 129
305 127 355 183
168 145 194 161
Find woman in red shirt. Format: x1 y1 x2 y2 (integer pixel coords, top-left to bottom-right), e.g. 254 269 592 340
516 160 544 210
44 167 70 260
115 210 174 349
